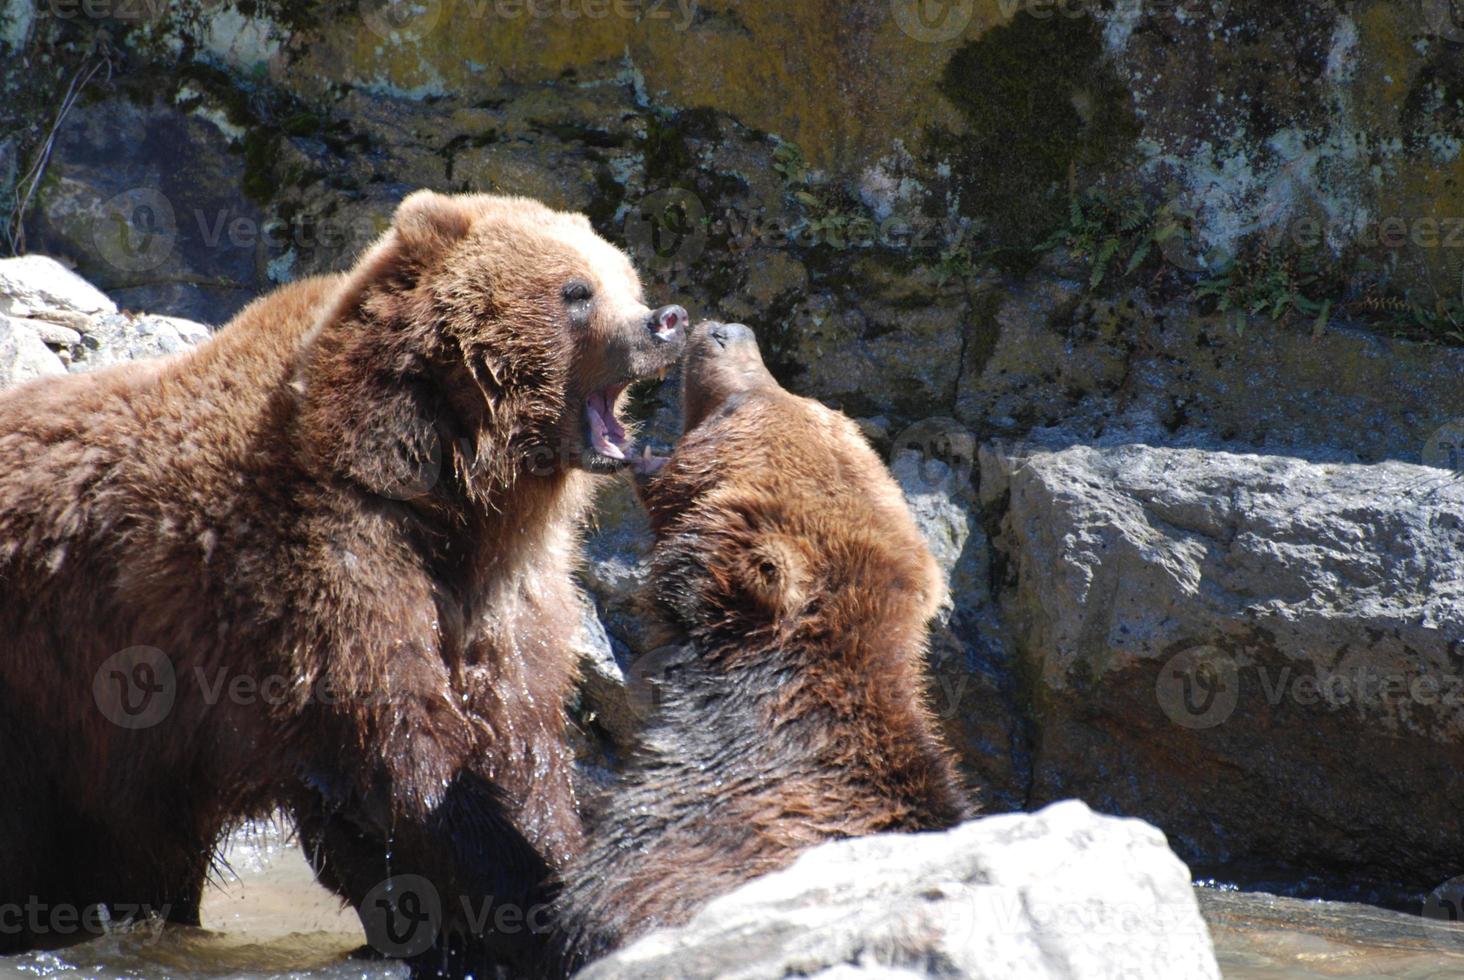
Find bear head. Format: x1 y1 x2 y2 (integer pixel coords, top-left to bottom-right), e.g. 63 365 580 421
638 322 946 661
297 191 688 501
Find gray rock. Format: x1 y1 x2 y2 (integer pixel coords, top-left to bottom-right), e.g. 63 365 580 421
579 800 1220 980
889 422 1032 813
892 447 971 604
24 97 267 325
0 255 116 319
0 316 66 388
10 316 84 348
957 274 1464 467
68 312 212 373
574 599 642 751
580 479 658 659
985 442 1464 887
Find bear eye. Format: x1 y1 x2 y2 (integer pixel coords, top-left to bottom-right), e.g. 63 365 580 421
563 281 594 305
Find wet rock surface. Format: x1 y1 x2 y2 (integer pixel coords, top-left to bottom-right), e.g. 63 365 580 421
1202 888 1464 979
984 442 1464 890
579 801 1220 980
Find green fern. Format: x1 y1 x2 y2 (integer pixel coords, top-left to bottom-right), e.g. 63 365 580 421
1039 188 1194 289
1195 243 1335 334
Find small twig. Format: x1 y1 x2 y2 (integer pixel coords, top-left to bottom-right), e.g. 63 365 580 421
6 35 115 255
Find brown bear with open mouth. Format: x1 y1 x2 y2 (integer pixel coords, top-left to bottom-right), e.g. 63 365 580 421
550 322 972 975
0 191 685 976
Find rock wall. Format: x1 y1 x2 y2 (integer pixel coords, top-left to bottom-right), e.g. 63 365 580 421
3 0 1464 901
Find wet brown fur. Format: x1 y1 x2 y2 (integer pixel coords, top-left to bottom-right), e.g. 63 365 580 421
0 192 682 974
551 325 972 974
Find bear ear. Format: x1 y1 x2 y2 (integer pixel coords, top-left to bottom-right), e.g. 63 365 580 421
297 328 449 502
735 534 811 620
393 190 474 257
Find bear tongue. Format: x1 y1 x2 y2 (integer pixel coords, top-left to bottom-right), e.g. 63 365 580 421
587 387 628 460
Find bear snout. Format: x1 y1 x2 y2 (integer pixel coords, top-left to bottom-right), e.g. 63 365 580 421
708 322 755 349
689 321 757 355
650 304 689 342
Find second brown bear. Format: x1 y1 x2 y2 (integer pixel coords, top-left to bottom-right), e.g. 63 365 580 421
551 322 972 974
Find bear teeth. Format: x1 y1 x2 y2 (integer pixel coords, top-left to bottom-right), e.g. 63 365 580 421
586 386 629 460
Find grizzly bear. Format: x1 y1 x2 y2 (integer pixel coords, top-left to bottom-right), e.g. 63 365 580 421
550 322 972 974
0 192 686 976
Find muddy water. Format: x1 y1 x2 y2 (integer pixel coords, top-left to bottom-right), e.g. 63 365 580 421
1203 889 1464 980
3 822 1463 979
0 821 401 979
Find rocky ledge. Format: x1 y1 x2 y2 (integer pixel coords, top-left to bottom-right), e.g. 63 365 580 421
581 801 1220 980
0 255 211 385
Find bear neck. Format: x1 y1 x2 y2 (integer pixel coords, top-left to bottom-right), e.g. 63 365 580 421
643 623 968 830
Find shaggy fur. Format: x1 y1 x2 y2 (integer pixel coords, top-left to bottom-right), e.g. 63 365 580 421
0 192 684 976
550 322 972 975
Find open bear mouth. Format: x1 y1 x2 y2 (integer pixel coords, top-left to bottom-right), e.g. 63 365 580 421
585 382 672 475
585 383 631 462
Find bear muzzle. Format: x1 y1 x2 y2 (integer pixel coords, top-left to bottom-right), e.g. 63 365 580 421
581 305 690 472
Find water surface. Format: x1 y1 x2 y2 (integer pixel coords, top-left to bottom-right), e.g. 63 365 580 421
5 823 1463 979
0 821 400 979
